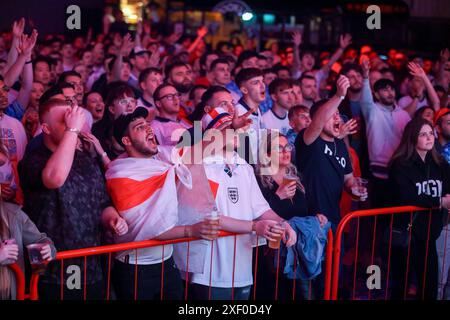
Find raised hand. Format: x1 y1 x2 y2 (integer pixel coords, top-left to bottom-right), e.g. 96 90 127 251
338 118 358 139
148 49 160 67
136 21 143 36
17 29 38 59
232 108 254 130
143 21 151 35
291 30 302 47
340 33 352 49
12 18 25 38
336 75 350 98
64 105 86 132
361 57 370 78
407 62 426 79
197 26 208 38
120 33 134 56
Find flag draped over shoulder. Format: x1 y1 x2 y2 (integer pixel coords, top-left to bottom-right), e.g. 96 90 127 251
105 153 192 244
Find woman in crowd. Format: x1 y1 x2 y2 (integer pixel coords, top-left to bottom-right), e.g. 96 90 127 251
388 117 450 299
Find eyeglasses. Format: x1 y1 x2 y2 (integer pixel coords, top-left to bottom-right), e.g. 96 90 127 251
118 97 137 107
277 144 293 153
1 85 10 93
64 95 77 106
158 93 181 101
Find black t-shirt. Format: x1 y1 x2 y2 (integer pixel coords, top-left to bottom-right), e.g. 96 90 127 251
18 143 112 285
295 129 352 225
258 179 309 221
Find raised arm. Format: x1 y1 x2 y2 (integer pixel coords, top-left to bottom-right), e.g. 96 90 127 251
188 26 208 54
303 75 350 145
4 18 25 74
112 33 133 81
16 30 38 108
407 62 441 111
42 105 85 189
360 58 375 115
321 34 352 75
290 30 302 75
436 48 449 89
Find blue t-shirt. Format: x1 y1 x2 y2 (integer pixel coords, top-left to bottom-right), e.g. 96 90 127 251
295 129 353 225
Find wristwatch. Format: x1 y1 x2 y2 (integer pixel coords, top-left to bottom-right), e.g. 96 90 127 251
66 127 80 135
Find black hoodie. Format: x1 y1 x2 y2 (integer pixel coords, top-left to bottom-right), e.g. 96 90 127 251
388 151 450 240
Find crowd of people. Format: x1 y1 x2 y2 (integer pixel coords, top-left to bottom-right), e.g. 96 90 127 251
0 11 449 300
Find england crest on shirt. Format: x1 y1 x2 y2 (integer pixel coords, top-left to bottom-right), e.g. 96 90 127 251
227 187 239 203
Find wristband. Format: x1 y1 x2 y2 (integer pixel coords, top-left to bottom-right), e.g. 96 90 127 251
65 127 80 135
25 60 33 64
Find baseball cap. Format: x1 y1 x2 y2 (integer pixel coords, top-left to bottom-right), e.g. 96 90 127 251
434 108 450 125
113 107 149 147
130 46 151 58
201 107 233 131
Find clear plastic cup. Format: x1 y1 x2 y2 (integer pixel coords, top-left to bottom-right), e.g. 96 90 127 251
26 243 48 273
351 177 368 201
268 222 285 249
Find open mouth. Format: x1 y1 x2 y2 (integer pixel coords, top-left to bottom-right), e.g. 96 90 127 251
333 122 340 132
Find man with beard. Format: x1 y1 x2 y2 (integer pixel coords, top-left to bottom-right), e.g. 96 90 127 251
299 75 318 109
339 63 369 176
165 62 194 106
295 75 365 229
360 59 411 208
107 107 218 300
151 84 191 146
295 75 366 298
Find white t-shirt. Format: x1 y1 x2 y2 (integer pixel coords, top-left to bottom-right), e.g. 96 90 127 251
235 100 263 165
188 154 271 288
261 109 291 136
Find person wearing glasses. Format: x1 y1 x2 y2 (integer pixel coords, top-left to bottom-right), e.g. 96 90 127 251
256 132 327 299
151 84 191 146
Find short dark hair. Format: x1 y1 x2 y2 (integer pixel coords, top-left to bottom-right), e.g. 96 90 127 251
33 56 52 71
164 62 189 78
58 70 81 84
268 78 292 95
209 58 230 72
299 48 315 60
273 64 290 75
153 83 176 101
201 85 231 107
138 67 162 84
340 63 363 76
236 50 259 68
83 90 102 106
288 105 310 121
199 51 219 69
189 84 208 101
105 83 135 106
235 68 263 88
374 78 395 92
39 85 64 106
263 68 276 76
299 74 316 85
